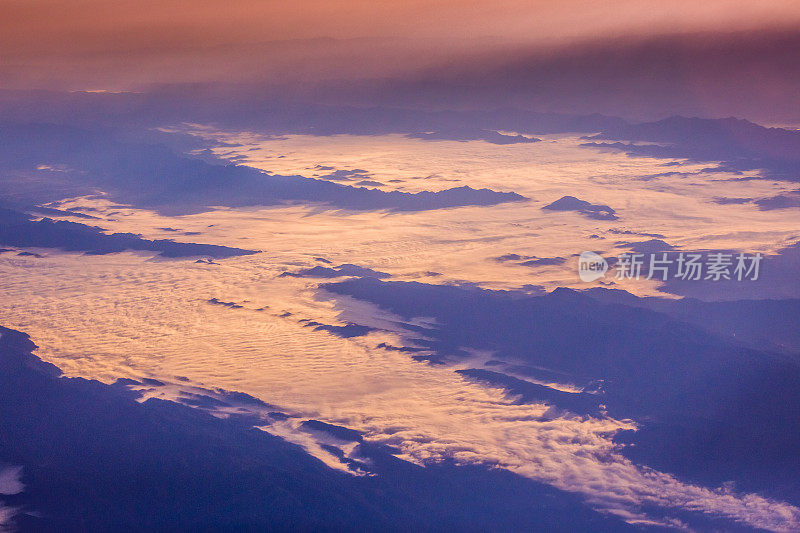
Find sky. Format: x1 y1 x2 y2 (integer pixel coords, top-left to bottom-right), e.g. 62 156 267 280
3 0 797 50
1 0 799 120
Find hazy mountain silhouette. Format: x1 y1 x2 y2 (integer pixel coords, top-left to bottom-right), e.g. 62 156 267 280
582 287 800 355
0 122 526 215
583 116 800 181
542 196 618 220
281 263 391 279
0 206 258 258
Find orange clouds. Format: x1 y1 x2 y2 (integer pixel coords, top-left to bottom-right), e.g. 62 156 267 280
3 0 798 49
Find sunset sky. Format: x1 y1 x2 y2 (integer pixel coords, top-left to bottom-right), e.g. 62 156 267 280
2 0 799 120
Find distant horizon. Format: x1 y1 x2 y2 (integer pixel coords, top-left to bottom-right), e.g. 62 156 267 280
1 1 799 122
